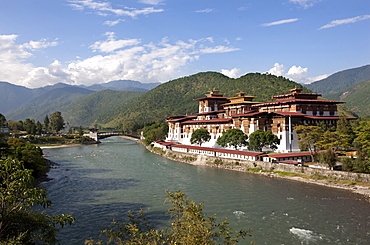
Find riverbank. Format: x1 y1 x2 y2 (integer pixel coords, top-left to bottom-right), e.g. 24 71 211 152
142 141 370 201
39 141 100 149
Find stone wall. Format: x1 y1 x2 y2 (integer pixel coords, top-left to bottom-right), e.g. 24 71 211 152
149 146 370 184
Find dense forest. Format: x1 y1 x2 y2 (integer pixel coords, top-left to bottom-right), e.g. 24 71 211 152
107 72 309 126
63 90 145 127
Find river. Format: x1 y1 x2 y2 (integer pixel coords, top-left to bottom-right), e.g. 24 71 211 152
40 136 370 244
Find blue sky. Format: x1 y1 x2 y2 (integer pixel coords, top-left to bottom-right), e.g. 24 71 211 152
0 0 369 88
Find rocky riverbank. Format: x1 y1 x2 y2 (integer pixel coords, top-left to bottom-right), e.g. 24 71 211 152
142 142 370 202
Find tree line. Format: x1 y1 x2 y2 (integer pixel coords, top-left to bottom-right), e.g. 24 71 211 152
4 111 65 135
189 127 279 152
295 116 370 172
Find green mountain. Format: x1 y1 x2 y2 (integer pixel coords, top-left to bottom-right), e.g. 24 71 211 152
5 86 94 122
106 72 310 126
63 90 144 127
85 80 160 92
305 64 370 96
326 80 370 117
0 82 34 114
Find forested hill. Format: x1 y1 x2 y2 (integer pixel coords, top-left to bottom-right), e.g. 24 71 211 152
107 72 309 126
305 64 370 96
5 86 94 122
63 90 145 127
326 80 370 117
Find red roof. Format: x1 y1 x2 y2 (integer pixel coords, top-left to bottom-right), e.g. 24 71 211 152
272 92 321 98
305 116 340 120
231 111 266 117
182 118 232 124
278 160 301 165
268 152 312 158
167 115 197 122
154 140 176 146
171 144 263 156
194 96 229 101
196 110 225 115
305 116 357 120
253 98 344 107
273 111 307 116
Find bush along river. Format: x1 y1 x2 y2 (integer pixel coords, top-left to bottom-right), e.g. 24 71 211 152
41 136 370 244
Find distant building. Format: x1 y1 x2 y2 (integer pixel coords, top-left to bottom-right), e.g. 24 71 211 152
0 126 9 133
166 88 355 153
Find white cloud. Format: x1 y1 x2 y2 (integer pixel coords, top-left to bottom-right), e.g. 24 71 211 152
319 15 370 30
267 63 285 76
23 60 73 87
0 34 241 88
90 32 141 53
286 65 308 83
0 35 34 85
139 0 165 5
21 38 58 50
267 63 315 84
262 18 298 27
195 8 214 13
221 68 240 78
289 0 320 9
309 74 329 82
199 45 240 54
67 0 164 18
103 19 124 26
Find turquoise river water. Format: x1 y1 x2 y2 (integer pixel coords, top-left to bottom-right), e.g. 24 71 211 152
40 136 370 244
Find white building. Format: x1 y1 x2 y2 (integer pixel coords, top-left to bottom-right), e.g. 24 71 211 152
166 88 354 153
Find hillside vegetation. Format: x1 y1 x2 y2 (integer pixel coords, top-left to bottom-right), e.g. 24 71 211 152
107 72 309 126
306 64 370 96
326 80 370 117
64 90 145 127
5 87 94 122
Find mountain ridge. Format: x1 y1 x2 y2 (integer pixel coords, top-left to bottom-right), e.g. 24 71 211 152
305 64 370 96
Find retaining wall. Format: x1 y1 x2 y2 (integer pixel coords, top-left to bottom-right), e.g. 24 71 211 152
150 146 370 184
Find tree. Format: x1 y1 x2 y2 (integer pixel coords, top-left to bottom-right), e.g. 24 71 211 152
23 118 36 135
294 125 324 162
354 120 370 156
44 115 50 132
336 116 356 144
36 121 43 135
50 111 65 133
142 123 169 145
216 128 248 150
78 126 84 136
85 191 252 245
190 128 211 146
0 158 75 244
342 156 370 174
318 149 338 169
316 131 351 151
121 121 136 134
248 130 280 152
0 113 6 127
7 120 22 131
